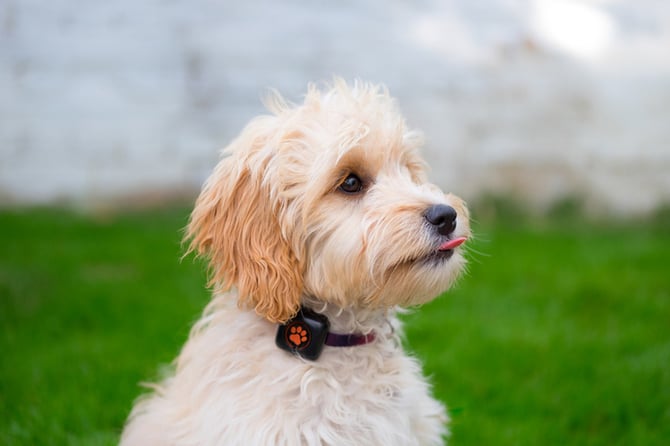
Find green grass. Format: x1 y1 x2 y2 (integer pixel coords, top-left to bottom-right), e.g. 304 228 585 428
1 204 669 445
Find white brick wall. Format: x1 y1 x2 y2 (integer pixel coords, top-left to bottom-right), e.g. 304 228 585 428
1 0 669 213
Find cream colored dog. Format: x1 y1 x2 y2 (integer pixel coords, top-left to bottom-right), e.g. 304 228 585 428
121 80 470 446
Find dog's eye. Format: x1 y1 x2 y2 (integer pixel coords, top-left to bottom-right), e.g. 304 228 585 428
339 174 363 194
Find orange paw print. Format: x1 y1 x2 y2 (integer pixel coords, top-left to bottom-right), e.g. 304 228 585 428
289 325 308 347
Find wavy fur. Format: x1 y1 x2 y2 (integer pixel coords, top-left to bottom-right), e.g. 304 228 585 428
121 80 470 446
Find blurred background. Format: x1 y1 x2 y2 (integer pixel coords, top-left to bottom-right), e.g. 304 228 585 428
2 0 669 213
1 1 669 445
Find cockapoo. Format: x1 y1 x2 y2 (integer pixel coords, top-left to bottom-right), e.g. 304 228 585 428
121 80 470 445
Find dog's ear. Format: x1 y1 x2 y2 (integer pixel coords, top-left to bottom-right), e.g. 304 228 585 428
185 124 303 323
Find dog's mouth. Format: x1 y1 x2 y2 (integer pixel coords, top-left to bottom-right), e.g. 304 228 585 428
422 236 467 263
396 236 468 267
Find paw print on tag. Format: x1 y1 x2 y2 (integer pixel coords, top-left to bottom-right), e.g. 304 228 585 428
287 324 309 348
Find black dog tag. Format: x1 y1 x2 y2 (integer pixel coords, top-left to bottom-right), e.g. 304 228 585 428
276 307 330 361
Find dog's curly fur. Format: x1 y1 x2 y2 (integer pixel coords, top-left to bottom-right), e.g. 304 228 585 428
121 80 470 446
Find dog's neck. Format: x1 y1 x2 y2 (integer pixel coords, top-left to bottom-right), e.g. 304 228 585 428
301 296 395 335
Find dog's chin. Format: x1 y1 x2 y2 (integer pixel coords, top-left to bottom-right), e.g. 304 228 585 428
302 236 467 309
377 248 466 307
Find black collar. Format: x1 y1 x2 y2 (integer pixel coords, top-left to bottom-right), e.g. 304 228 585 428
276 307 376 361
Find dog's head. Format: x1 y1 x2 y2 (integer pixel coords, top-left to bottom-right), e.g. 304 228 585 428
186 80 470 323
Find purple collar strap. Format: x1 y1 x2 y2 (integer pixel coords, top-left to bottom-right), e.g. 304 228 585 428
325 331 376 347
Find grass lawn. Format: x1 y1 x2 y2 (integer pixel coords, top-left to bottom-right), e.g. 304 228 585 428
1 203 669 445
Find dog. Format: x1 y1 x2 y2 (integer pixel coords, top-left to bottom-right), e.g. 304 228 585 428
120 80 470 446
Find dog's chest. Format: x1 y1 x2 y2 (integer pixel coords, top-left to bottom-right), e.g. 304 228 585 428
165 310 447 445
193 343 446 445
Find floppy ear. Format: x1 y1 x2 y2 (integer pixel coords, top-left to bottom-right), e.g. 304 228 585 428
185 126 303 323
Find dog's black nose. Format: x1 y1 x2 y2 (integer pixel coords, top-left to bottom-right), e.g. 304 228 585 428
424 204 458 236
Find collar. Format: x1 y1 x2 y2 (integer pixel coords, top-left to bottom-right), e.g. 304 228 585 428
275 306 376 361
325 331 376 347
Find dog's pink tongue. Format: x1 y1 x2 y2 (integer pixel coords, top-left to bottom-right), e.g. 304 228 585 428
438 237 467 251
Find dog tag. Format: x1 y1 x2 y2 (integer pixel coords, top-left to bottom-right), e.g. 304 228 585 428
276 307 330 361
